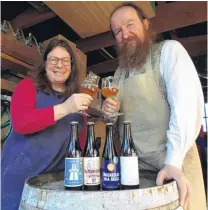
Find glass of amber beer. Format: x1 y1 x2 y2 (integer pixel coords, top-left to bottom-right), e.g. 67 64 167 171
101 76 123 118
79 71 100 116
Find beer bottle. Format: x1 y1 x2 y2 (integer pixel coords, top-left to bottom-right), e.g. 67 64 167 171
64 121 83 190
83 122 100 190
102 123 120 190
120 121 139 189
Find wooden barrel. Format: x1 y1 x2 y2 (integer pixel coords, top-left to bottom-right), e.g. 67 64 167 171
19 170 182 210
1 99 12 145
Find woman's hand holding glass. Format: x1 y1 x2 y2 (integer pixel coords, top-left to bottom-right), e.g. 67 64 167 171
62 93 93 115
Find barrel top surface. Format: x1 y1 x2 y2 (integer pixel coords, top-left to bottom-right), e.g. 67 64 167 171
20 170 180 210
26 170 173 192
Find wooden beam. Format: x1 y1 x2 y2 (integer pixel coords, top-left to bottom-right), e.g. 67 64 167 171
6 71 28 79
75 2 207 53
175 35 207 46
156 1 166 6
175 35 207 57
1 53 36 75
1 33 41 67
45 1 155 38
76 32 115 53
152 1 207 34
88 59 118 75
11 8 56 29
88 36 207 74
1 79 17 92
16 73 27 79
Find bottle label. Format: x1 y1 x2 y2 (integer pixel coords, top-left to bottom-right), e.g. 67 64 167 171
84 157 100 185
102 157 120 189
64 158 83 187
120 156 139 185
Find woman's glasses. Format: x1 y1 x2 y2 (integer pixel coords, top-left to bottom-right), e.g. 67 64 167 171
48 56 72 66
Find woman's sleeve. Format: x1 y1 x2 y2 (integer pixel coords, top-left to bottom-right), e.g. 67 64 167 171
10 78 56 134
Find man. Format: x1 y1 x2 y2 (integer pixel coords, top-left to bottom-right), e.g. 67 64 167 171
102 3 206 210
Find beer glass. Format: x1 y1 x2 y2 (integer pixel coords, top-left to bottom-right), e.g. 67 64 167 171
79 71 100 117
101 76 123 118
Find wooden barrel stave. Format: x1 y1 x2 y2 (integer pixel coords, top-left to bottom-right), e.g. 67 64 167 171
19 171 181 210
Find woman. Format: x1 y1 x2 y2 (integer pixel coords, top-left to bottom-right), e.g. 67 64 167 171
1 39 92 210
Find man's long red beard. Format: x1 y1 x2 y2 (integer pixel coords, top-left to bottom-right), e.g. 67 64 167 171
117 29 150 72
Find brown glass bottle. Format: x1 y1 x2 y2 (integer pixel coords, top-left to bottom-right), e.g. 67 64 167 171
64 121 83 191
83 122 100 191
120 121 139 189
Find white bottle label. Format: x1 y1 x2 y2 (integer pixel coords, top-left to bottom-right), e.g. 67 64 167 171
83 157 100 185
120 156 139 185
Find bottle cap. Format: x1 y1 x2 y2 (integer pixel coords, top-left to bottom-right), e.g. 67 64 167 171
124 121 131 124
87 122 94 125
71 121 78 124
106 123 113 125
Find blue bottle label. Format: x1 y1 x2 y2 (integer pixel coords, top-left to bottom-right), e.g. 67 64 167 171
64 157 83 187
102 157 120 189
